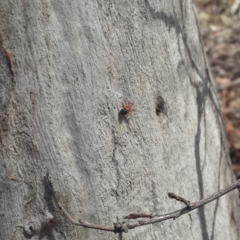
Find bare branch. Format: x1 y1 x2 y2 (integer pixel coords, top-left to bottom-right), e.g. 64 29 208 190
126 179 240 230
168 192 191 208
46 172 240 233
46 172 116 232
123 213 153 219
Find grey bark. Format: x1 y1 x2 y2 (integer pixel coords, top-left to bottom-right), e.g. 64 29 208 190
0 0 239 239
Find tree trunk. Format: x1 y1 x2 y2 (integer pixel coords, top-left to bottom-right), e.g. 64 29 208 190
0 0 239 239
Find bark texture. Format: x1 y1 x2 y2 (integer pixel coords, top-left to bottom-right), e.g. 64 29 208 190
0 0 239 239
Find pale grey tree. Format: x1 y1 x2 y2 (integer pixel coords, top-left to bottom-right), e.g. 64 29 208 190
0 0 239 239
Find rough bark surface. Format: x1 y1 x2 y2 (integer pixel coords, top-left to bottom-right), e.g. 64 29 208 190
0 0 239 239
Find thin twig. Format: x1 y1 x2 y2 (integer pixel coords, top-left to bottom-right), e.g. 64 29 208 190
168 192 191 208
46 172 240 233
123 213 152 219
126 179 240 230
46 172 116 232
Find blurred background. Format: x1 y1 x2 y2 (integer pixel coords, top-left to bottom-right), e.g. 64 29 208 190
193 0 240 178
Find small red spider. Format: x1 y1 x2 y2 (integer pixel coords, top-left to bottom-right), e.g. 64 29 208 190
119 103 133 117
